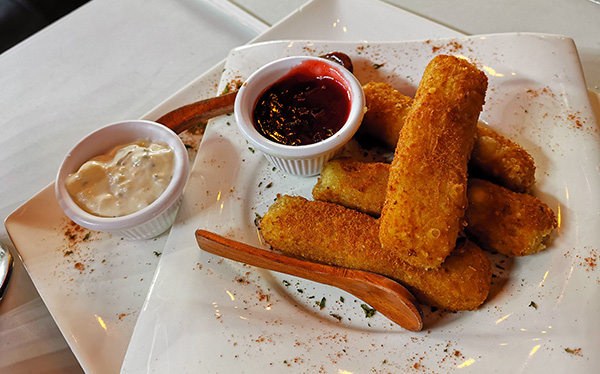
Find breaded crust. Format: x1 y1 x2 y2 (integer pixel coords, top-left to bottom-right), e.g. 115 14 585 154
465 179 557 256
360 81 412 148
259 195 491 311
379 55 488 269
312 158 388 217
313 158 556 257
470 126 536 193
360 81 536 193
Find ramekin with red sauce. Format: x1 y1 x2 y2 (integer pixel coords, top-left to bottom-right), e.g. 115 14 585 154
234 56 365 177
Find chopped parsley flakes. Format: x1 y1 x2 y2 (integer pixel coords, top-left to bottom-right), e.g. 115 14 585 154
361 304 376 318
529 301 538 309
317 297 326 309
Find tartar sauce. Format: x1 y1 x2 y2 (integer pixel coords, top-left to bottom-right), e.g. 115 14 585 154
65 141 175 217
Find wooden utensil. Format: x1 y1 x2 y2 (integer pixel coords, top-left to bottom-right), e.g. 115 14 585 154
195 229 423 331
156 91 237 134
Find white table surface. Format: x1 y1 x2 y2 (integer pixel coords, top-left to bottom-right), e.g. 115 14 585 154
0 0 598 373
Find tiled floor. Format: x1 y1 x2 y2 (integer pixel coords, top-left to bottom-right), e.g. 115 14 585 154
0 0 90 54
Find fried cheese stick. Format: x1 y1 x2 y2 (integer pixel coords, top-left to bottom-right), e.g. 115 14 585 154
313 158 557 257
360 81 411 147
361 81 536 193
470 126 536 193
465 179 557 256
379 55 488 269
259 195 491 311
312 159 388 217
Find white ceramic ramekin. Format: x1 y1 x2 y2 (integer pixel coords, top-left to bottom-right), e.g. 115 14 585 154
234 56 365 177
55 120 189 240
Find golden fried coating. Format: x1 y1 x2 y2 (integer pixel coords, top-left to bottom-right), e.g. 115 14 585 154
312 158 388 216
360 81 412 148
259 195 491 311
470 126 536 193
465 179 557 256
313 158 557 257
379 55 488 269
313 158 389 216
313 158 556 257
360 82 536 193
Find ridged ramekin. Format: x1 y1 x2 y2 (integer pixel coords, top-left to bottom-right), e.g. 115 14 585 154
234 56 365 177
55 120 189 240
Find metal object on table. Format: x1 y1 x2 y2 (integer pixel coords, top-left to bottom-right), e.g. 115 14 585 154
0 241 14 301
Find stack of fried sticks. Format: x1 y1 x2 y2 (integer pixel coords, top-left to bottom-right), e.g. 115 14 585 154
258 55 557 312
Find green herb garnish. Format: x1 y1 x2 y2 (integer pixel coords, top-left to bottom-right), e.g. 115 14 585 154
361 304 376 318
318 297 326 309
529 301 538 309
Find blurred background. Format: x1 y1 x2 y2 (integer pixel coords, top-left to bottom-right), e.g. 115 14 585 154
0 0 90 53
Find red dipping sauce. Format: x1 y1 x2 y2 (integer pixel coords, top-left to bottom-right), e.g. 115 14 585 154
252 60 352 146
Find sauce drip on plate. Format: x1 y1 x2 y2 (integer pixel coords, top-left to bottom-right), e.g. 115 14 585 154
253 60 351 146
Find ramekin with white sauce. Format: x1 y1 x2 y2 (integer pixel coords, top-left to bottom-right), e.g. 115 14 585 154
55 120 189 240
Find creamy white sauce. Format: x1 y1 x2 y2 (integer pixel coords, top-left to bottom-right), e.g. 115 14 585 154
65 141 175 217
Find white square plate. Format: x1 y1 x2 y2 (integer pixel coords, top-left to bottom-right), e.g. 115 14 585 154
121 34 600 373
4 1 465 372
